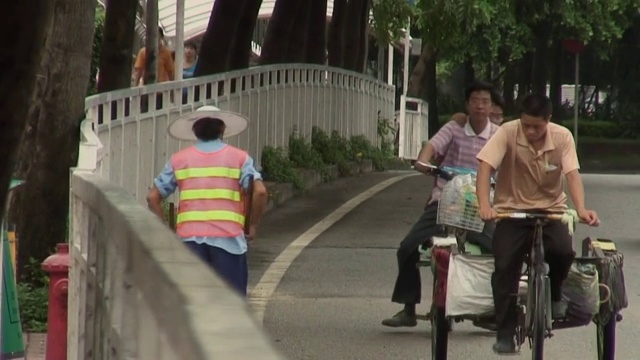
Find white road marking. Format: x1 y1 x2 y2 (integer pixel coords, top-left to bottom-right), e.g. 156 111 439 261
248 172 419 324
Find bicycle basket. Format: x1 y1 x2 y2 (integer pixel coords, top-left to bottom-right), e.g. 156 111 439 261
436 174 485 232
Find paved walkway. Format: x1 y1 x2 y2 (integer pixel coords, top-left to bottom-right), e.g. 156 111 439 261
24 333 45 360
248 171 639 359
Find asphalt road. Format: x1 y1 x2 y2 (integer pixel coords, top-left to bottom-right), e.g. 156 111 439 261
248 172 639 360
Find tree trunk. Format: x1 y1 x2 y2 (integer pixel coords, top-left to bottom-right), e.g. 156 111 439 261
503 60 517 112
195 0 245 76
342 0 366 71
464 57 475 86
228 0 263 70
485 62 492 82
613 17 640 129
327 0 347 67
305 0 328 64
259 0 300 65
407 44 433 97
12 0 96 282
494 47 510 88
376 45 385 80
531 22 552 95
355 0 371 72
286 1 311 62
517 53 533 101
549 40 564 119
407 44 439 136
97 0 138 92
425 50 439 137
0 2 54 229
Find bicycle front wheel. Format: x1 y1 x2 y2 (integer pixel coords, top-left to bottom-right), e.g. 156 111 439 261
431 266 449 359
531 272 546 360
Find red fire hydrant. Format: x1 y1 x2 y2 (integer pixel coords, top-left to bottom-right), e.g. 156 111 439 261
42 243 70 360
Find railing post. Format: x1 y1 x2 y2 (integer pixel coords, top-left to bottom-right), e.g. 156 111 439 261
42 243 70 360
398 95 407 158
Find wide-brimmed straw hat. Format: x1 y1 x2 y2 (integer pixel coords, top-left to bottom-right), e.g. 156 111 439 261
167 105 248 141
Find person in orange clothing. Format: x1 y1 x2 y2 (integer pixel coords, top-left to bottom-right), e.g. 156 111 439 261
133 27 175 86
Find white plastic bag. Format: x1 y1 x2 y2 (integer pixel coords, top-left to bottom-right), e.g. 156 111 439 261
445 254 495 317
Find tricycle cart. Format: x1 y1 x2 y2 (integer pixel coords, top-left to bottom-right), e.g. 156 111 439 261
418 167 626 360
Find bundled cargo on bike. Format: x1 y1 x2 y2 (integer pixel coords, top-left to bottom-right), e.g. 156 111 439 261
436 173 486 233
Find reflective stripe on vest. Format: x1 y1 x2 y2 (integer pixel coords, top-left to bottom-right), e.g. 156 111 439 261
177 210 245 225
174 167 241 181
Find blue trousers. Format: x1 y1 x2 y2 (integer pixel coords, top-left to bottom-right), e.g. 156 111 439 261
184 242 248 297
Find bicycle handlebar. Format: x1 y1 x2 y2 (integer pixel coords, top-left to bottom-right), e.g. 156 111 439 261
413 161 496 184
413 161 454 181
495 212 566 221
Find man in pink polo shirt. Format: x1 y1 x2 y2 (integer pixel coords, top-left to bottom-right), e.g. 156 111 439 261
382 81 500 328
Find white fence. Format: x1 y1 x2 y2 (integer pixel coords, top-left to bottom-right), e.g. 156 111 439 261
85 64 395 204
397 95 428 160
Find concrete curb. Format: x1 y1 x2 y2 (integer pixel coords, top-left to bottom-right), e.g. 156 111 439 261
264 159 374 212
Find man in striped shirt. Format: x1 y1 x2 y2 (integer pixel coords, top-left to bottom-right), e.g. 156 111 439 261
382 81 500 328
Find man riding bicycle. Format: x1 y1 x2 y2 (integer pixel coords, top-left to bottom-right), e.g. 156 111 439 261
382 81 500 328
475 93 600 354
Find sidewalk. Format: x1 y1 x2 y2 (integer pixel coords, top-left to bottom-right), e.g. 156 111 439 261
247 171 415 288
24 333 46 360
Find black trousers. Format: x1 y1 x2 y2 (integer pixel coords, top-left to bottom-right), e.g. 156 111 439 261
391 201 495 305
492 218 576 338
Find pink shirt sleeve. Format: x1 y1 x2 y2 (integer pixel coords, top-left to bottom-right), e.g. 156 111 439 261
429 121 456 156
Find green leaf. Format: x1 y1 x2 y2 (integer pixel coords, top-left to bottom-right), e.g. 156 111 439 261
370 0 416 45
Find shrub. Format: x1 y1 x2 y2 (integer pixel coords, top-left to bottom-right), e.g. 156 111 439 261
288 134 329 179
311 127 351 175
261 145 304 189
17 283 48 332
559 120 622 139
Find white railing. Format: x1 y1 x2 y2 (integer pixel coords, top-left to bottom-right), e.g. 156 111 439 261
252 41 262 56
67 170 284 360
85 64 395 204
397 95 428 160
76 120 105 172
